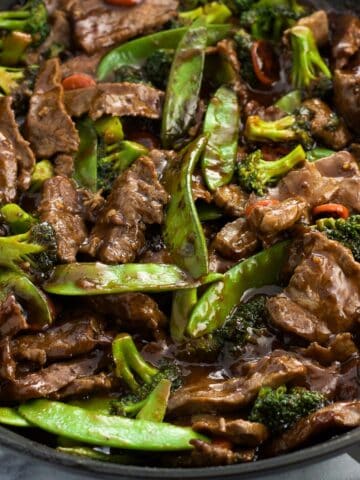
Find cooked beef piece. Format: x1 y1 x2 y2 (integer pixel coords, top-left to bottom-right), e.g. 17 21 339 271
0 136 17 204
314 150 360 178
61 53 103 79
0 338 16 381
139 248 173 265
11 316 111 365
192 415 269 447
334 68 360 135
188 439 252 467
0 350 105 401
54 154 74 177
332 15 360 69
26 58 79 158
336 357 360 401
0 97 35 191
78 189 105 224
39 176 87 263
216 39 248 103
296 10 329 46
68 0 178 54
267 232 360 343
265 401 360 456
87 293 167 334
64 83 163 120
83 156 168 264
302 333 358 366
0 295 29 339
212 218 259 261
244 100 284 123
302 99 352 150
213 184 249 217
209 250 237 273
247 198 308 236
168 351 306 416
192 173 212 203
38 10 71 56
148 149 176 181
296 356 340 400
51 372 114 399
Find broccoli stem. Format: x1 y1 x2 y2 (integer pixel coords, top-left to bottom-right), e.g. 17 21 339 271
245 115 297 142
261 144 305 179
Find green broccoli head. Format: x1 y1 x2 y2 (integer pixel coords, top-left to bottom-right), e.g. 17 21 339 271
143 49 174 90
223 0 255 14
238 144 306 195
316 216 360 262
233 29 257 86
114 65 147 84
249 385 327 433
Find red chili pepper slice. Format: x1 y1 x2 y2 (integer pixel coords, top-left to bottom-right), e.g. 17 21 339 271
251 40 279 87
246 199 280 218
312 203 350 219
62 74 96 91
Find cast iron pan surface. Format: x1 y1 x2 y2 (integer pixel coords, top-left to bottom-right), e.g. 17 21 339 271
0 0 359 478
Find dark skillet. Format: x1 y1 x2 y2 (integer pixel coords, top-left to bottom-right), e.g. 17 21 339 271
0 0 359 478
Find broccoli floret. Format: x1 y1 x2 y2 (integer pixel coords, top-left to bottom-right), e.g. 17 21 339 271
0 66 24 94
233 29 257 86
240 0 305 41
29 160 54 193
176 334 223 362
238 144 306 195
0 0 49 45
289 25 332 90
316 216 360 262
223 0 255 14
114 65 147 84
178 2 232 25
249 385 327 433
143 49 174 90
0 31 32 66
0 222 57 280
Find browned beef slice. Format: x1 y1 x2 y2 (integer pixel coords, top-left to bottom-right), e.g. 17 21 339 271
266 401 360 456
0 350 105 401
69 0 178 54
11 316 111 365
0 294 29 339
213 184 248 217
148 149 176 180
336 357 360 401
83 156 168 264
216 39 248 103
267 232 360 343
247 198 308 235
332 15 360 69
26 58 79 158
78 188 106 224
302 99 352 150
64 83 163 120
314 150 360 178
0 338 16 381
302 333 358 366
167 352 306 416
334 69 360 135
296 10 329 47
212 218 259 261
0 135 17 204
39 176 87 263
192 415 269 447
189 440 252 467
51 373 114 399
54 154 74 177
38 10 71 56
0 97 35 191
192 173 212 203
61 53 103 79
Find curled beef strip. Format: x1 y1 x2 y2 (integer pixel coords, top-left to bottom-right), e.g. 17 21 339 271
296 10 329 47
68 0 178 54
61 52 103 79
0 338 16 381
212 218 259 261
0 135 17 204
188 440 253 467
301 333 358 366
26 58 79 159
51 372 114 400
213 184 249 217
83 156 168 264
266 401 360 456
64 83 163 120
0 295 29 339
167 351 306 416
334 68 360 135
332 15 360 69
39 176 87 263
0 97 35 192
267 232 360 344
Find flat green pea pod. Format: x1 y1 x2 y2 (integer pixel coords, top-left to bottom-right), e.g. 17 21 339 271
161 20 207 149
163 136 209 279
97 25 231 81
70 397 113 415
74 117 98 192
307 147 335 162
187 241 290 337
0 407 31 427
202 85 240 191
44 263 208 296
19 400 207 451
275 90 302 114
136 379 171 422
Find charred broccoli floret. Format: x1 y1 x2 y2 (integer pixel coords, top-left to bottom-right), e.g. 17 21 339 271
249 385 327 433
238 144 306 195
289 25 331 90
114 65 147 84
316 216 360 262
143 49 174 90
233 28 257 86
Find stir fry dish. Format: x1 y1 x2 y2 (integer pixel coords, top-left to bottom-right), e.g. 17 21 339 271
0 0 359 468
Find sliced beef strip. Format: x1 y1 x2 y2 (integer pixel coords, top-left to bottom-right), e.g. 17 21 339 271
0 96 35 191
148 149 176 181
332 15 360 69
0 338 16 381
68 0 178 54
64 83 163 120
38 10 72 56
54 153 74 177
265 401 360 457
0 134 17 204
51 372 114 399
314 150 360 178
213 184 249 217
192 173 212 203
83 156 168 264
301 333 358 366
26 58 79 158
296 10 329 47
334 68 360 135
167 351 306 416
336 357 360 401
188 440 253 467
302 99 352 150
0 294 29 339
212 218 259 261
61 52 103 79
39 176 87 263
78 188 105 224
192 415 269 447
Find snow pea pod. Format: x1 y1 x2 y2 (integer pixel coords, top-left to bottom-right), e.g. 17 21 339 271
97 25 231 81
187 241 291 337
163 136 209 279
161 20 207 149
19 400 207 451
0 407 31 427
73 117 98 192
202 85 240 191
44 263 209 296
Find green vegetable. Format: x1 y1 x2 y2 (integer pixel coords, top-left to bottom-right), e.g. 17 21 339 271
29 160 54 192
97 25 230 81
179 2 232 25
233 29 256 86
202 85 240 191
0 66 24 94
163 136 209 278
316 215 360 262
136 379 171 422
289 25 332 90
19 400 207 451
187 241 290 337
249 385 326 433
0 407 31 427
94 116 124 145
197 202 223 221
70 397 113 415
114 65 147 84
161 20 207 149
275 90 302 114
238 144 306 196
143 49 174 90
0 31 32 66
306 147 335 162
74 117 98 192
0 204 36 234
